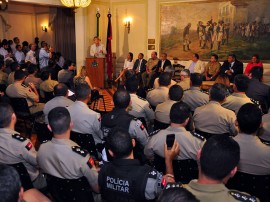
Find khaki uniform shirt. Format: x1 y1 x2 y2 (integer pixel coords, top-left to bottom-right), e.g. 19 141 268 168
182 87 209 111
222 93 252 114
233 133 270 175
193 101 237 135
128 94 155 125
205 61 221 75
146 86 169 107
39 79 59 93
37 138 98 189
261 113 270 141
184 180 259 202
6 82 38 107
0 128 39 181
146 58 159 72
0 70 8 85
155 100 177 124
8 72 15 85
153 78 177 89
24 75 42 89
68 101 103 145
43 96 74 123
177 78 190 91
144 126 205 160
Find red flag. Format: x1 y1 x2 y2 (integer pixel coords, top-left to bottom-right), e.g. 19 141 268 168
106 13 113 80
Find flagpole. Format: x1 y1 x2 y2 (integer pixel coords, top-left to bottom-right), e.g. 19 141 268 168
106 8 113 86
96 8 100 37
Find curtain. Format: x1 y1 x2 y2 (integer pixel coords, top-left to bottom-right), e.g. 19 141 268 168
53 8 76 63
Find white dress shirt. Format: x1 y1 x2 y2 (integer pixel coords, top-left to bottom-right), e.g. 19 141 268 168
90 43 106 58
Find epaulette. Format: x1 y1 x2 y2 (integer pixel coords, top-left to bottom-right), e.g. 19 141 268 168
12 134 26 142
147 88 154 92
138 96 146 101
229 191 258 202
191 131 205 141
72 146 88 157
250 99 260 106
200 89 209 94
261 140 270 146
149 129 160 137
41 140 49 144
148 169 158 179
165 182 183 190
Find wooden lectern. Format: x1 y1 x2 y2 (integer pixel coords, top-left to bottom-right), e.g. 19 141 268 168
86 57 105 89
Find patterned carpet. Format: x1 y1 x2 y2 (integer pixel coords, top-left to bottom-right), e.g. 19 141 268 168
89 88 114 112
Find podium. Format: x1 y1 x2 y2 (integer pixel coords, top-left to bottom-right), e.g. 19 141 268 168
86 57 105 89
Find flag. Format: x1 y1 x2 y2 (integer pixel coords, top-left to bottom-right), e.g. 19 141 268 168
106 13 113 80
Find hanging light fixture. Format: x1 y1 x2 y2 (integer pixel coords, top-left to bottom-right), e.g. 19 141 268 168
60 0 91 10
0 0 8 11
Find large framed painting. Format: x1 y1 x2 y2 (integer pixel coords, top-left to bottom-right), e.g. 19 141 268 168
160 0 270 61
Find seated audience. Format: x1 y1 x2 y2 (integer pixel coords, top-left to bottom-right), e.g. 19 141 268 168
55 52 65 68
155 85 183 125
24 64 42 89
0 60 8 86
244 54 263 76
141 51 159 88
0 103 46 189
43 83 74 123
98 128 179 201
185 53 205 74
39 70 58 98
14 44 25 65
193 83 237 136
58 60 75 88
222 74 252 114
234 103 270 175
184 134 259 202
25 44 37 65
146 72 171 107
177 69 191 91
246 66 270 113
115 52 134 83
220 54 243 82
154 65 176 89
101 89 149 147
74 66 93 89
37 107 99 193
204 54 221 81
182 73 209 112
8 62 20 85
68 83 103 145
145 102 205 161
133 53 147 85
0 39 13 62
6 70 44 115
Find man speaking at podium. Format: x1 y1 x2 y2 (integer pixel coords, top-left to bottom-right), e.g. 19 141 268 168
90 36 106 58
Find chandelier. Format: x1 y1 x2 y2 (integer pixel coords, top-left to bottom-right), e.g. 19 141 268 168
60 0 91 9
0 0 8 11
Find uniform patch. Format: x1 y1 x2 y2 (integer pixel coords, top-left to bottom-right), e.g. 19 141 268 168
161 177 166 188
72 146 88 157
149 129 160 137
98 116 102 122
87 157 95 168
12 134 26 142
25 142 33 151
140 123 145 130
229 191 257 202
191 132 205 141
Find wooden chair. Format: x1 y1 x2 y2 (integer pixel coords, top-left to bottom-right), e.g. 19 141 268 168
8 163 33 191
45 174 94 202
154 154 198 184
89 89 106 112
9 98 43 138
227 172 270 202
70 131 99 160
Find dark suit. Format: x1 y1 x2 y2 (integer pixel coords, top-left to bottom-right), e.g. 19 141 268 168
154 59 172 73
133 59 147 73
246 78 270 114
220 60 243 82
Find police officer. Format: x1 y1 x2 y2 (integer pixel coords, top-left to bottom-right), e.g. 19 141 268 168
0 103 46 189
37 107 99 193
101 89 149 146
183 134 259 202
125 78 155 129
39 70 59 98
68 83 103 145
145 102 205 161
182 73 209 112
98 127 180 202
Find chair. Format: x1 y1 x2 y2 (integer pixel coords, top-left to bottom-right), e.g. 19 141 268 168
90 89 106 112
8 163 33 191
153 154 198 184
45 174 94 202
226 172 270 202
9 98 43 138
34 122 53 143
195 129 230 140
70 131 99 159
154 119 169 130
43 91 54 102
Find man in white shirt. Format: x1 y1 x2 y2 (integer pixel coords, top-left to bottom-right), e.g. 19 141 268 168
185 53 205 74
25 44 37 65
0 40 13 62
14 45 25 65
11 37 20 54
39 43 52 69
90 36 106 58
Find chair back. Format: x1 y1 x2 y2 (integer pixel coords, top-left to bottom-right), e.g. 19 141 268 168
43 91 54 102
34 122 53 143
10 98 31 117
8 163 33 191
46 174 94 202
70 131 98 159
154 154 198 183
227 172 270 202
154 119 169 130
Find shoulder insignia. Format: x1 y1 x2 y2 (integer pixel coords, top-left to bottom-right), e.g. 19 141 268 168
25 142 33 151
41 140 49 144
165 182 183 190
191 132 205 141
72 146 88 157
261 140 270 146
138 96 146 101
229 191 258 202
12 134 26 142
200 89 209 94
149 129 160 137
140 123 145 131
148 169 158 179
147 88 154 92
87 157 95 169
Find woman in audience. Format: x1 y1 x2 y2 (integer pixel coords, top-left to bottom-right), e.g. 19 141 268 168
115 52 134 83
74 66 93 89
214 74 232 95
244 54 263 76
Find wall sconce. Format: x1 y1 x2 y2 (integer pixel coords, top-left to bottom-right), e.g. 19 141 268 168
41 25 47 32
124 17 132 34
